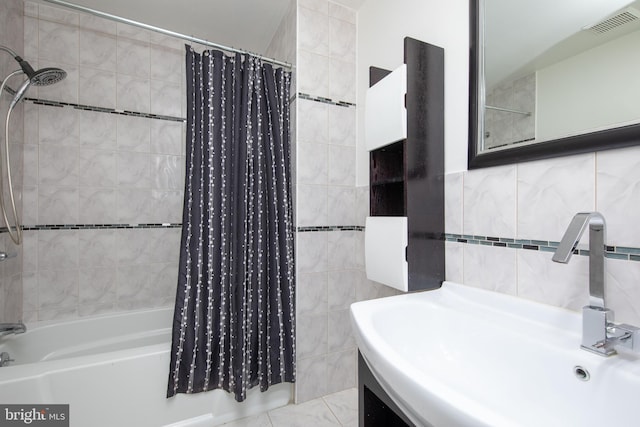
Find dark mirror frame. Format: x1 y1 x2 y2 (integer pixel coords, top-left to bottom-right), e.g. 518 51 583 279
468 0 640 169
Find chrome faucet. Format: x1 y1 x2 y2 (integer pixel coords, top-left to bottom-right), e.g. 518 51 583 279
553 212 640 356
0 322 26 337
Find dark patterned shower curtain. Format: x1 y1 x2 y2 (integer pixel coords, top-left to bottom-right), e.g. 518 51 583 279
167 46 295 402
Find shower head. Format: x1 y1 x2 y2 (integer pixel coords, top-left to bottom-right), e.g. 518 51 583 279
8 67 67 110
28 67 67 86
0 45 67 108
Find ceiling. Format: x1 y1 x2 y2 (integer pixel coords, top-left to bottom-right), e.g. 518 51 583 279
39 0 366 56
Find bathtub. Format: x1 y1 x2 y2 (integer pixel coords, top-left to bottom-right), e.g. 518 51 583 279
0 308 292 426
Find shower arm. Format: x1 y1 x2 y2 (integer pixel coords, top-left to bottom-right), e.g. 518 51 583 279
0 71 25 245
0 47 20 98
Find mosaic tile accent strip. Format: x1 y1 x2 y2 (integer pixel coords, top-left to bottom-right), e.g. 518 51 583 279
0 224 364 233
445 233 640 262
25 97 185 123
0 223 183 232
297 92 356 108
297 225 364 232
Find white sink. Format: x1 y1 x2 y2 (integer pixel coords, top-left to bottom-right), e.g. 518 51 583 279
350 281 640 427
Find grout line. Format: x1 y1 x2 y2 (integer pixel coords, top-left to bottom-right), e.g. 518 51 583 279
265 411 275 427
321 396 345 427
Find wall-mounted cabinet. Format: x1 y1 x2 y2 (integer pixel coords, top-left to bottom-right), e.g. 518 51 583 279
364 37 444 292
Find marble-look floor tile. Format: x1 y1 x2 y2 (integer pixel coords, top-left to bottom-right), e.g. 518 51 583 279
323 388 357 427
269 398 340 427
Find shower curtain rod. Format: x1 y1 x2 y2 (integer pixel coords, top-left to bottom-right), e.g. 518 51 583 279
42 0 293 70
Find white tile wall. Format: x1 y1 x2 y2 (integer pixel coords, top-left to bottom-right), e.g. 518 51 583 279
597 145 640 247
517 154 595 241
0 0 24 323
295 0 366 404
21 1 185 323
463 164 516 237
447 147 640 326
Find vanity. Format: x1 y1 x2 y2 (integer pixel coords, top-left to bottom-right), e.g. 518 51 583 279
351 282 640 426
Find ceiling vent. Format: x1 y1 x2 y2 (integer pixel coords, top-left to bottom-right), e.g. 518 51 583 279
585 7 640 34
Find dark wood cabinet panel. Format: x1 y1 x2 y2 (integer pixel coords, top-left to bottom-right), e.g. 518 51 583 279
367 38 444 292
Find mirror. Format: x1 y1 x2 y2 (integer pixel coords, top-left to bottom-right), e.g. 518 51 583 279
469 0 640 168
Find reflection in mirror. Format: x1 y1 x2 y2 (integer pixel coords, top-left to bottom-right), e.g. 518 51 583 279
485 0 638 150
469 0 640 168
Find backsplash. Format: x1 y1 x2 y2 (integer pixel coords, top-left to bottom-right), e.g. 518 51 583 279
446 148 640 326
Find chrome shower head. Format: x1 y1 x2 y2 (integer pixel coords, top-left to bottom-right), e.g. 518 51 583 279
7 67 67 109
0 45 67 107
28 67 67 86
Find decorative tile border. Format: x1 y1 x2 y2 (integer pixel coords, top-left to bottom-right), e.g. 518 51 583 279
16 225 639 261
445 233 640 262
0 223 182 232
1 224 364 233
25 97 185 123
297 225 364 232
297 92 355 108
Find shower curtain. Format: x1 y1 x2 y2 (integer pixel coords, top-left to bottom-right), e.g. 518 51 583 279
167 46 295 402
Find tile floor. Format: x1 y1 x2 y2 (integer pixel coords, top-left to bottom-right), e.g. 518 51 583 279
220 388 357 427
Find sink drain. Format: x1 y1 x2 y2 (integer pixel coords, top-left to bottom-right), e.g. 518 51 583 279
574 366 590 381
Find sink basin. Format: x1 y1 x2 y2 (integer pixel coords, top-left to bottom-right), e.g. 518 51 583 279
350 281 640 427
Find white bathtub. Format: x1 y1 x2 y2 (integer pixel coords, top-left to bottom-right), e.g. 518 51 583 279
0 308 292 426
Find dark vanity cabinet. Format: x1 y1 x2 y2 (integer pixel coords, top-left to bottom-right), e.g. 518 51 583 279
367 37 445 292
358 352 420 427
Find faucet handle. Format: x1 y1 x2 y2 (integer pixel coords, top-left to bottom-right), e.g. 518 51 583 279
608 323 640 353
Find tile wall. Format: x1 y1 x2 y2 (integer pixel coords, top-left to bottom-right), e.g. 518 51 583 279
446 148 640 326
484 73 535 149
20 1 186 322
0 0 25 323
295 0 398 403
265 0 297 84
